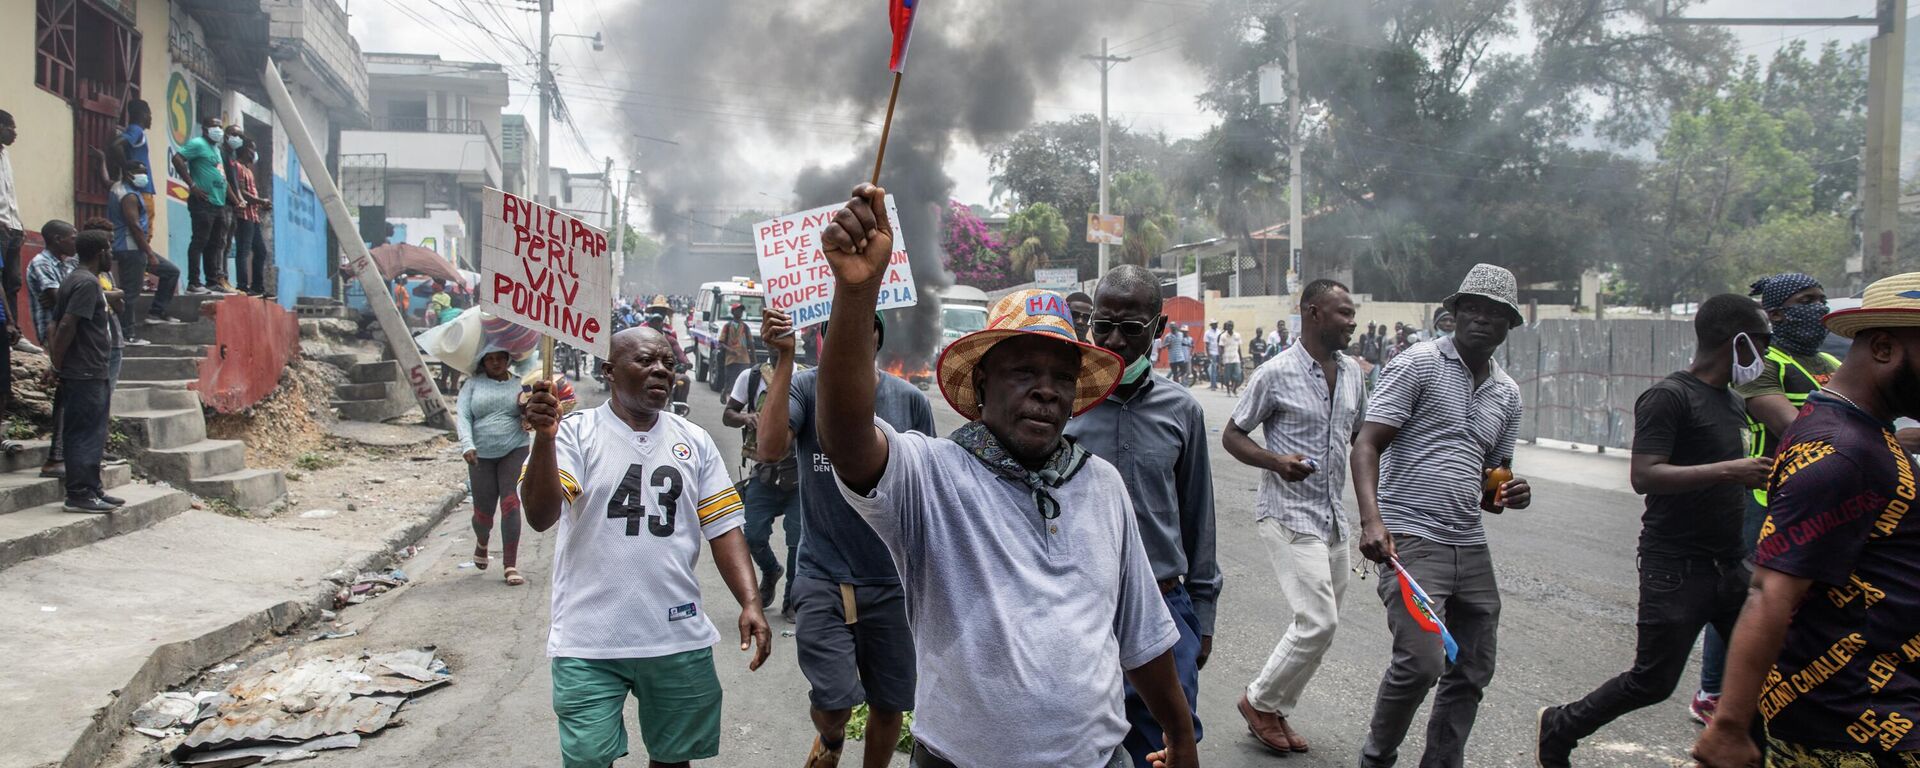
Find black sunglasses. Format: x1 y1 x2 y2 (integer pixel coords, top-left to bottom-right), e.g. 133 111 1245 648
1090 317 1162 338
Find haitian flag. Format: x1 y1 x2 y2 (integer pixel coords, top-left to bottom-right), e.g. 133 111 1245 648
1390 556 1460 664
888 0 918 73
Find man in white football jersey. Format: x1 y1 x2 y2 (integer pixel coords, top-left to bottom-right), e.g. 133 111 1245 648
524 326 773 768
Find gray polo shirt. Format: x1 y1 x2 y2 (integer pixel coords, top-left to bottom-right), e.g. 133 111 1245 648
1065 373 1221 634
837 420 1179 768
1362 338 1522 546
1230 344 1367 542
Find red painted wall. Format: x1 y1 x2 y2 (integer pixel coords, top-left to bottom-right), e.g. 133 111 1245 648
196 295 301 413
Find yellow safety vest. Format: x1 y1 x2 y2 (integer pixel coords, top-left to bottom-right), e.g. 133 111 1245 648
1746 348 1841 505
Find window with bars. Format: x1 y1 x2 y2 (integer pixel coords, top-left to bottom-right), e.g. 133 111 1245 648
36 0 77 100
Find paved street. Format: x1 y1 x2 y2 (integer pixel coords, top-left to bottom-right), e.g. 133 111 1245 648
302 369 1701 768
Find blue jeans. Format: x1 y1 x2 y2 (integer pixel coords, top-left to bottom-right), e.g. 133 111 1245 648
1122 584 1203 768
742 476 801 607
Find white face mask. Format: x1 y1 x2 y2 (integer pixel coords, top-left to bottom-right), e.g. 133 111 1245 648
227 136 244 149
131 173 150 188
1731 332 1765 387
206 127 224 143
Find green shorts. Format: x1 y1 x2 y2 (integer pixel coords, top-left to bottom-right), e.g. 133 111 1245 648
551 648 722 767
1767 734 1920 767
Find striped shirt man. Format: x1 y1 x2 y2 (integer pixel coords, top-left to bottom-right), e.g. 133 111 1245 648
1231 342 1367 541
1363 337 1522 545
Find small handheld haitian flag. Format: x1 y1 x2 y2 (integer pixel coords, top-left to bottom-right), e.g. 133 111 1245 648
888 0 917 73
1390 556 1460 664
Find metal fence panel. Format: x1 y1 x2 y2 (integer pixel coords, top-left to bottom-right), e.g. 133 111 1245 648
1505 318 1694 450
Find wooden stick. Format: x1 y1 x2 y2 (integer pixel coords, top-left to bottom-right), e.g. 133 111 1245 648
541 335 554 384
870 71 905 185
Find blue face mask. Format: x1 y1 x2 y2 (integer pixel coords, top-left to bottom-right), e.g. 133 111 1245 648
1121 353 1152 384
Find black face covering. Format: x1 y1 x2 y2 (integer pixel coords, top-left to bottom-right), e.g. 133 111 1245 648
1773 302 1831 356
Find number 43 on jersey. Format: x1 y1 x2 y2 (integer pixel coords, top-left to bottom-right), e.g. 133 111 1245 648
607 464 684 537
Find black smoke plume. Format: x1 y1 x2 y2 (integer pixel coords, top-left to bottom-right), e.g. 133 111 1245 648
604 0 1143 363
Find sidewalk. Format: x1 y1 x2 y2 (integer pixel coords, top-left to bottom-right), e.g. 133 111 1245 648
1516 439 1635 496
0 491 465 768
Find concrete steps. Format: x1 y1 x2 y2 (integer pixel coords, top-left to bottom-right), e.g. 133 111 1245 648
135 320 216 347
121 342 204 359
333 360 417 423
180 468 287 510
118 355 203 382
0 482 192 571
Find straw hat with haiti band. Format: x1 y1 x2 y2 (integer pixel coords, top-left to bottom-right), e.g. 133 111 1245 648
935 289 1125 422
1824 271 1920 338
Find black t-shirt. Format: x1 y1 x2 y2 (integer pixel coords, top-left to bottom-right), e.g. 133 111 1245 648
53 268 112 380
1751 394 1920 753
1631 371 1750 560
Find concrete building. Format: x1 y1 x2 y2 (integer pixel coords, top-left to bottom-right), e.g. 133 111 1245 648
546 167 614 232
3 0 367 307
500 113 537 198
339 53 509 271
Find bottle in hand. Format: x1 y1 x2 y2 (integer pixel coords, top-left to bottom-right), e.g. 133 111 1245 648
1481 462 1513 514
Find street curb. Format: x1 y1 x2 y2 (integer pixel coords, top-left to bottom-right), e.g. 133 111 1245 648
59 487 471 768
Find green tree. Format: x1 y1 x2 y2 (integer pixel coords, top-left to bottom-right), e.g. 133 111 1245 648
1761 40 1867 215
1003 203 1070 282
1184 0 1736 299
1620 70 1816 308
1110 169 1182 268
990 116 1211 275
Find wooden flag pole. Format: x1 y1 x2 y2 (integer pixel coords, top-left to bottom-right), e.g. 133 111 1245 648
870 71 905 185
541 336 554 385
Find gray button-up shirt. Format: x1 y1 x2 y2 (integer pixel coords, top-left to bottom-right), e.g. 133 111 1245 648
1230 343 1366 542
1065 373 1222 634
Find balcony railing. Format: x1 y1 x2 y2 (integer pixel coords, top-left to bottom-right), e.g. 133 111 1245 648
370 116 486 135
361 116 502 183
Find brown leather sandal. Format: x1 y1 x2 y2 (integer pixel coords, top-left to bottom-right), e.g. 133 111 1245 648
504 567 525 586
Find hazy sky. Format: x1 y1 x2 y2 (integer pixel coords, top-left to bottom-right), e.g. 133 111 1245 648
347 0 1885 231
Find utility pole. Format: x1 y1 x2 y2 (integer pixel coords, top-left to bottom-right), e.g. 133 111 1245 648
1863 0 1906 285
1286 13 1303 296
536 0 551 207
1084 38 1129 277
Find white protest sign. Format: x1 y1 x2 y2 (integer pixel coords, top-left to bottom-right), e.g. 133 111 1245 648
479 187 614 359
754 196 916 329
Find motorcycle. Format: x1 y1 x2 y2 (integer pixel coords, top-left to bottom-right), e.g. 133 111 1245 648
671 363 692 416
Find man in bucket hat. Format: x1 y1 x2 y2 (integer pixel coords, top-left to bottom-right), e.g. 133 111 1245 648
1693 272 1920 768
1352 262 1534 768
810 184 1197 768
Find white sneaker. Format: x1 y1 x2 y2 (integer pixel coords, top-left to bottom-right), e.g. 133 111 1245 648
13 339 42 354
126 337 152 347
